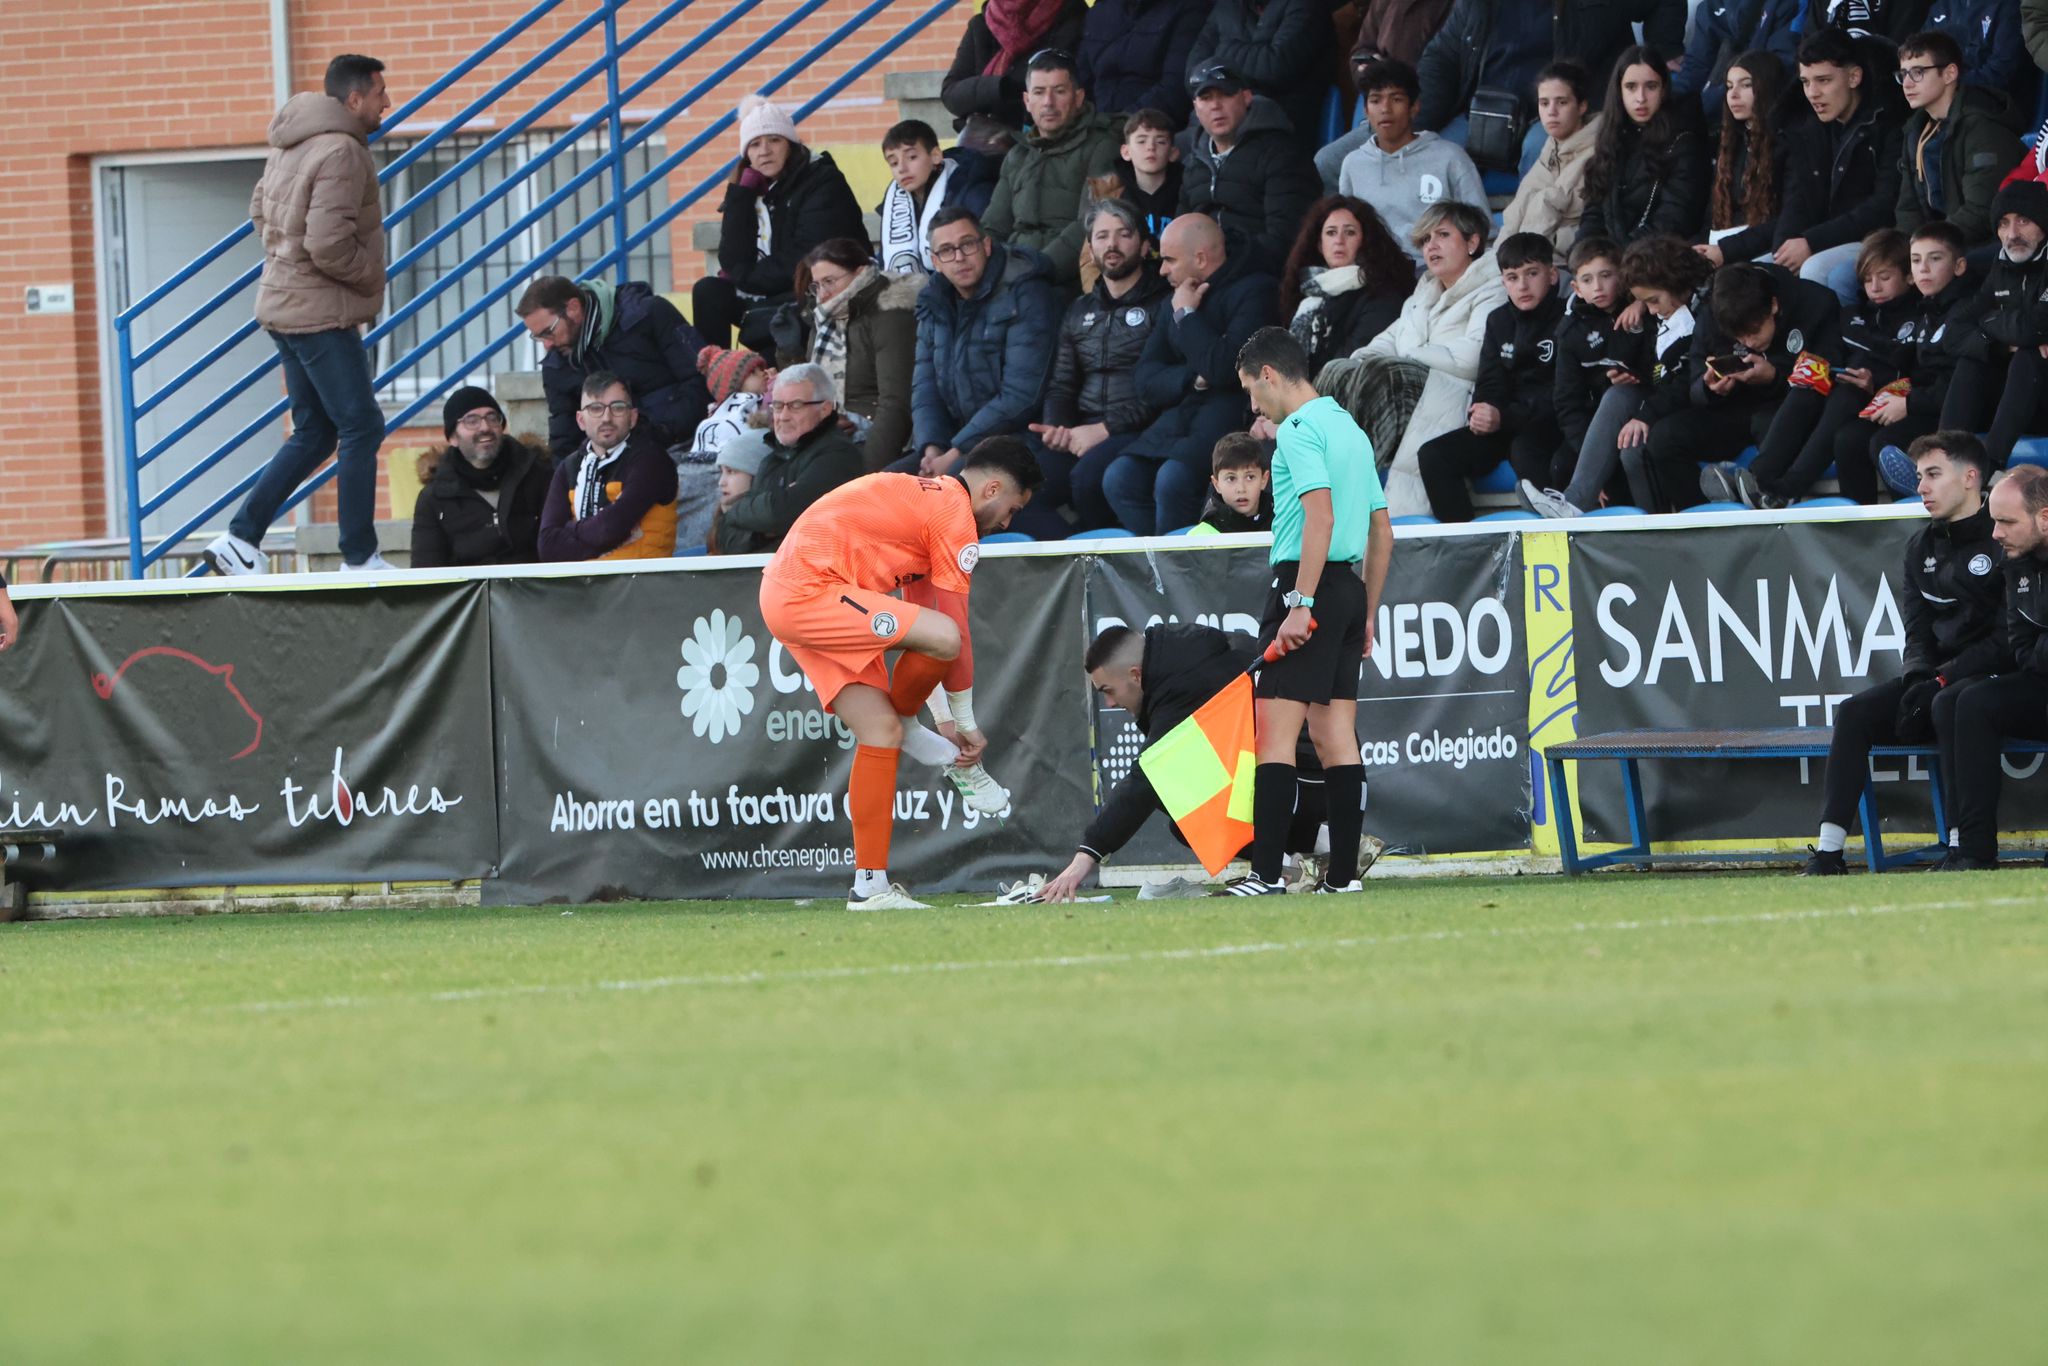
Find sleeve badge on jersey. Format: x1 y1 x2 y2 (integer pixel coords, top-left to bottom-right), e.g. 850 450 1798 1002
1969 554 1993 576
957 544 980 575
872 611 900 638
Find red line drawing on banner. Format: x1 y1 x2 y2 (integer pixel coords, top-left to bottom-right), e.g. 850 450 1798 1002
90 647 266 760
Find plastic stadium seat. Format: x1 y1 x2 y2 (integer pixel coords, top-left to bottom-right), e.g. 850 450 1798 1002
1481 169 1520 198
1068 527 1140 539
1474 509 1538 521
1584 505 1647 516
1390 514 1440 526
1472 460 1517 494
1163 525 1195 536
981 531 1031 543
1320 86 1347 145
1796 496 1856 508
1693 501 1748 512
1733 445 1760 467
1897 494 1925 504
2009 437 2048 469
674 545 708 557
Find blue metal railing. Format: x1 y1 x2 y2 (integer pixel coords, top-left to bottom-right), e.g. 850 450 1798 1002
115 0 959 576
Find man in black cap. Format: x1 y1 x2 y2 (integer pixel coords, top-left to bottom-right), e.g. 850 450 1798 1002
1939 180 2048 470
1175 61 1322 277
410 385 555 568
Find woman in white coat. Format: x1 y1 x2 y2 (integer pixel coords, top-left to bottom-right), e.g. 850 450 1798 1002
1316 200 1506 517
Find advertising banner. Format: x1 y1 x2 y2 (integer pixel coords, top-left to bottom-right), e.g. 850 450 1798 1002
0 583 498 889
1565 518 2048 844
485 554 1094 903
1080 533 1531 865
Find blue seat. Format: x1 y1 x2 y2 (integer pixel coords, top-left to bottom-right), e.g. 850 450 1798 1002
1472 460 1517 494
1584 505 1647 517
1474 509 1538 521
1733 445 1760 467
1796 495 1856 508
1897 494 1926 504
1067 527 1140 539
1320 86 1347 145
674 545 708 557
1390 514 1440 525
1481 168 1520 198
1162 525 1196 536
2009 437 2048 469
980 531 1031 544
1693 500 1748 512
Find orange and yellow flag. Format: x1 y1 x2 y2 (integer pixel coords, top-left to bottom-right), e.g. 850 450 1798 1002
1138 673 1258 876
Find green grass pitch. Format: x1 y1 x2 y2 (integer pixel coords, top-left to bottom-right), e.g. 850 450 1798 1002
1 873 2043 1364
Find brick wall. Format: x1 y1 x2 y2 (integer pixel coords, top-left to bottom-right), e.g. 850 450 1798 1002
0 0 962 552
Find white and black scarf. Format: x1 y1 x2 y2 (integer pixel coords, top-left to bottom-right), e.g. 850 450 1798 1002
811 266 878 409
878 159 956 276
1288 264 1365 360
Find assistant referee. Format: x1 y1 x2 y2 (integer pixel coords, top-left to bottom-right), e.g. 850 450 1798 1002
1226 327 1394 896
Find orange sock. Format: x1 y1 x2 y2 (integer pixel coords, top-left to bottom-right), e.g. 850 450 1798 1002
888 650 950 717
850 744 900 870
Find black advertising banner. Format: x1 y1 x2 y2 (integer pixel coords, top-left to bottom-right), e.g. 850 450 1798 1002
0 584 498 889
1081 533 1531 862
1566 518 2048 843
485 554 1093 903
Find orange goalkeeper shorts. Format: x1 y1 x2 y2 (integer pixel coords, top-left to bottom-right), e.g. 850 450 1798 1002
758 580 920 708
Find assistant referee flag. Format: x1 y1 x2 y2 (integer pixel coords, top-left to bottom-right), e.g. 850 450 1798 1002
1138 673 1257 876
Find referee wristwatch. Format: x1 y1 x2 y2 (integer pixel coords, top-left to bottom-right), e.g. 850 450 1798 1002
1283 590 1315 610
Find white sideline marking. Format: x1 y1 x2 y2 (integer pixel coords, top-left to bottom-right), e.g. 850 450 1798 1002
221 895 2033 1018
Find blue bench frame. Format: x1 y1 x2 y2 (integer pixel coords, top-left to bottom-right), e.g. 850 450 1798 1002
1543 728 2048 874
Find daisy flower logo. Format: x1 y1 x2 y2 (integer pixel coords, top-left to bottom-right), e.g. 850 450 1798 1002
676 609 759 743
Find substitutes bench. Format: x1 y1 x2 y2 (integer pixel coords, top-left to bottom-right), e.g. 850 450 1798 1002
1545 728 2048 874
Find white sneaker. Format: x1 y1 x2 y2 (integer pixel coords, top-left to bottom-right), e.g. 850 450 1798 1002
1137 875 1210 900
847 882 931 911
993 875 1046 904
202 532 266 576
343 552 396 572
945 761 1009 814
1216 874 1287 897
1312 880 1365 895
1518 480 1582 519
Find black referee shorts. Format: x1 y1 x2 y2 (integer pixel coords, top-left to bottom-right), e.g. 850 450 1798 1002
1254 560 1368 704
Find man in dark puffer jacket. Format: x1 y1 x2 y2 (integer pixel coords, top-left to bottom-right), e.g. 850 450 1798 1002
1176 65 1322 277
1939 179 2048 466
411 386 553 568
1183 0 1336 154
517 274 712 461
1077 0 1206 122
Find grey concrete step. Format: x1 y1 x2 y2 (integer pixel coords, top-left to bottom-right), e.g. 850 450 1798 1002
885 69 949 133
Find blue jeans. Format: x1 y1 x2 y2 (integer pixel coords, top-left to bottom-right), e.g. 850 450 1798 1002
1007 433 1135 539
1102 453 1209 536
231 328 383 564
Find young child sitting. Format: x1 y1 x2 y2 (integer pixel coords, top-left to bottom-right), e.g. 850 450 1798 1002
1111 108 1182 245
1189 432 1273 535
876 119 998 276
689 345 769 457
1418 232 1568 522
707 428 772 554
1612 235 1719 511
1522 236 1655 517
1858 222 1977 499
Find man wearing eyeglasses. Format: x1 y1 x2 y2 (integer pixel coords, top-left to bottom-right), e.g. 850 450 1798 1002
515 274 713 464
713 364 863 554
1894 30 2021 252
536 372 679 562
411 386 555 568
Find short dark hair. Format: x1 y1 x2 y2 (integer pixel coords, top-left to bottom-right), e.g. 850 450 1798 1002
1537 59 1592 105
1796 27 1860 71
1212 432 1267 475
1084 624 1141 672
1709 264 1779 336
1855 228 1910 283
1496 232 1555 272
1900 30 1965 74
960 435 1044 492
1357 58 1420 103
882 119 939 153
581 369 631 403
325 54 385 102
1123 108 1176 140
1235 326 1314 385
515 275 580 318
1024 47 1080 83
927 205 982 239
1909 219 1969 257
1912 430 1992 482
1567 235 1622 275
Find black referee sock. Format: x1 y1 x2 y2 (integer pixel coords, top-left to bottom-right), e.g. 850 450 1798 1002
1251 763 1297 884
1323 764 1365 887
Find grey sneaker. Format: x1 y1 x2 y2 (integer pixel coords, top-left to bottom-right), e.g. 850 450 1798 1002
1698 462 1742 505
1137 875 1210 900
343 552 397 572
1729 464 1766 510
1518 479 1582 518
1878 444 1920 497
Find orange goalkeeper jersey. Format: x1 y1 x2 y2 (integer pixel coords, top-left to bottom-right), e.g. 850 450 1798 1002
764 472 981 596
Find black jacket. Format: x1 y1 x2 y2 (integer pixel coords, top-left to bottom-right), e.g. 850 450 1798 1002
714 422 864 555
1077 0 1206 122
1043 269 1172 434
1552 293 1655 450
1896 99 2024 246
2004 550 2048 678
1417 0 1688 130
1175 97 1324 276
1902 504 2006 683
1078 623 1250 861
1579 112 1711 244
942 0 1090 131
1705 129 1793 264
1126 241 1279 468
1472 293 1568 428
1196 483 1275 532
1289 282 1407 373
540 281 713 457
409 439 553 568
1686 264 1842 407
714 147 869 299
1112 159 1184 244
1639 284 1714 424
1903 275 1977 417
1776 95 1906 253
1839 290 1923 385
1947 247 2048 359
1184 0 1337 150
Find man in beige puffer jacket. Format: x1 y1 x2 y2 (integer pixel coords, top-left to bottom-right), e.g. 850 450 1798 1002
206 54 394 576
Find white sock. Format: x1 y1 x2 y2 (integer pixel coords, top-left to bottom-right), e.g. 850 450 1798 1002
853 868 889 897
1948 829 1960 847
898 722 958 768
1817 823 1848 854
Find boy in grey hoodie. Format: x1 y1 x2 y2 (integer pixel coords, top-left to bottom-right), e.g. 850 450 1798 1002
1336 60 1487 267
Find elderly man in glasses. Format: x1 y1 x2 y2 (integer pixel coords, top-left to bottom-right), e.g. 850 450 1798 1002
712 363 864 555
537 371 680 562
